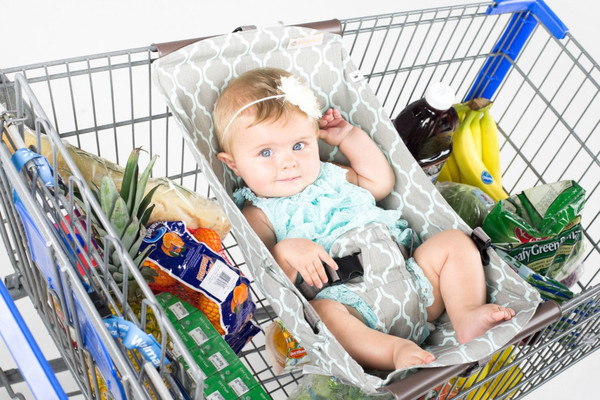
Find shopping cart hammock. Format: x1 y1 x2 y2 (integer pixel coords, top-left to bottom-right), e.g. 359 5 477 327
151 26 542 392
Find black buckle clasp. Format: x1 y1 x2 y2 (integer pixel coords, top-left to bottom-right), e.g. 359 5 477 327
471 227 491 266
325 252 364 285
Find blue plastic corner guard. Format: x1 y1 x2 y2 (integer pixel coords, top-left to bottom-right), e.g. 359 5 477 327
466 0 569 100
0 279 68 400
487 0 568 39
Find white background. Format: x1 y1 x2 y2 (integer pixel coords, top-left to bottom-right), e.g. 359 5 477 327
1 0 598 399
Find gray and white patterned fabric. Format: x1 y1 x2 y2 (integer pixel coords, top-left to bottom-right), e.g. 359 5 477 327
151 26 541 393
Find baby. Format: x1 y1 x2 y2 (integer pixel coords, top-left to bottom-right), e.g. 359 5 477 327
214 67 514 371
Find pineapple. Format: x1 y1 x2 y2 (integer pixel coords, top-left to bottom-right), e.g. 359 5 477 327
88 148 159 296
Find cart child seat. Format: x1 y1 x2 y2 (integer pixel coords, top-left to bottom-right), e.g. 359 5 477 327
151 25 543 392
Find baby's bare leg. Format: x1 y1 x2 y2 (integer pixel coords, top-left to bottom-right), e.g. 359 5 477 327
413 229 515 344
310 298 435 370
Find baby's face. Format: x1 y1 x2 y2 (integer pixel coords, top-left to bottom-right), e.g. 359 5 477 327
225 112 321 198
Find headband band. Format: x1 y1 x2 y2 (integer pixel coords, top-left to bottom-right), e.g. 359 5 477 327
222 75 321 135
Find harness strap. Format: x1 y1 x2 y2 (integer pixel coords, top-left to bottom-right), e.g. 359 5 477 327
471 226 491 266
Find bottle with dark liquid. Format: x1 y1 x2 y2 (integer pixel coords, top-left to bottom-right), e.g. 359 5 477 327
394 82 459 182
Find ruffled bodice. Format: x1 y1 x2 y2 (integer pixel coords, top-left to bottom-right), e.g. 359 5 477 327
234 162 416 253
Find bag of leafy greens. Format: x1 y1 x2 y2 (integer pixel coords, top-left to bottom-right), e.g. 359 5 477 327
482 180 586 281
436 181 496 229
288 374 393 400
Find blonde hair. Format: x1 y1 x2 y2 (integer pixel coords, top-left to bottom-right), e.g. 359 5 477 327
213 67 319 153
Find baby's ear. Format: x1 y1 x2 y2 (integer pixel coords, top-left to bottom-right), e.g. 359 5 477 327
217 152 240 175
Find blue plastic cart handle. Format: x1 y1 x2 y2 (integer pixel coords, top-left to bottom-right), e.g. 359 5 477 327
0 279 67 400
466 0 569 100
487 0 568 39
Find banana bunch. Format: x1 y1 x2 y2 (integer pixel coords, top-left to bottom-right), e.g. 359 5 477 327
438 98 509 202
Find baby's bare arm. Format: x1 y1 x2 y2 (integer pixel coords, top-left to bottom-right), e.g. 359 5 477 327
319 108 395 201
242 205 277 249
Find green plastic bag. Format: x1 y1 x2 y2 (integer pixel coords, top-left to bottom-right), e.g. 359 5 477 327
436 181 496 229
288 374 393 400
496 249 574 304
483 181 586 280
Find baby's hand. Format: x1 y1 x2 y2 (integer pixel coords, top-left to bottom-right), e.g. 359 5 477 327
319 108 354 147
272 238 337 288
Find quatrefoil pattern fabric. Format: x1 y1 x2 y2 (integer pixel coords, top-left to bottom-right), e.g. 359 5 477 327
152 26 541 393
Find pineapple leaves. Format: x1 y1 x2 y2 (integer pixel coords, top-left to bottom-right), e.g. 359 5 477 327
133 155 158 219
140 203 156 227
120 147 140 211
120 217 140 252
139 185 159 221
100 175 120 219
92 147 159 288
109 196 130 238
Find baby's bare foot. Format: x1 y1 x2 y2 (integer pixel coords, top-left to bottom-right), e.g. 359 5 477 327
455 304 515 344
391 338 436 370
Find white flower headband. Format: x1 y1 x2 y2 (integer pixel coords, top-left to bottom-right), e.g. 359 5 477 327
222 75 322 135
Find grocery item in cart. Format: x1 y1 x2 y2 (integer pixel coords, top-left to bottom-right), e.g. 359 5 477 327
496 249 574 304
436 181 495 229
151 25 542 393
438 99 508 202
394 82 459 182
483 180 586 280
156 292 270 398
445 346 522 400
288 374 394 400
264 319 310 375
87 147 160 294
140 220 259 353
22 127 231 239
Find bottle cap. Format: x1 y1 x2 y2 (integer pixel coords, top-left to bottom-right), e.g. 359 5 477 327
424 82 456 111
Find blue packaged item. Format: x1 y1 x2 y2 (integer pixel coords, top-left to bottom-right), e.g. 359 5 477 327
140 221 259 353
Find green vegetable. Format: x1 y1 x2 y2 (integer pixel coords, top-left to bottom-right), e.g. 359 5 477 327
436 181 495 228
483 180 585 242
288 374 393 400
482 180 586 280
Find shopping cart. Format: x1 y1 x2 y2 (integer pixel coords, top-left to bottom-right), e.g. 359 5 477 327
1 1 599 399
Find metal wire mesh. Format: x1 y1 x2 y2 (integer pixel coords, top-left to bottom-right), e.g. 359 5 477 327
1 1 600 399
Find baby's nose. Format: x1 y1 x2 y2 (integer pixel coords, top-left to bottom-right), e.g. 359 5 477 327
281 153 297 168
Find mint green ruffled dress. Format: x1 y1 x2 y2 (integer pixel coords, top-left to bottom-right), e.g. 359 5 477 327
234 162 419 252
234 162 435 343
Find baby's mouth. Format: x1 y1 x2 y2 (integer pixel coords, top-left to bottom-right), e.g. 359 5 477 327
278 176 300 182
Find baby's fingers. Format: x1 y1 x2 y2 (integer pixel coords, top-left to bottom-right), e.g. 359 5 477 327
318 108 335 126
311 260 330 288
330 108 342 119
314 259 332 287
320 252 338 271
300 261 328 289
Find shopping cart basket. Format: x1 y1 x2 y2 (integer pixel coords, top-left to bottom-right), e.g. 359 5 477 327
1 1 599 399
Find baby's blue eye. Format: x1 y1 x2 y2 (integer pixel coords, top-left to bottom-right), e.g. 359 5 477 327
260 149 273 157
293 142 305 151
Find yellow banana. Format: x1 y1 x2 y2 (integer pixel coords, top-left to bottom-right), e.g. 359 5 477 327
449 346 522 400
445 151 461 182
452 109 509 202
480 106 502 184
453 102 470 123
436 160 452 182
470 109 483 161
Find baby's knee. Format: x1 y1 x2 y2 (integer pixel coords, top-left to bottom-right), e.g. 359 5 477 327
439 229 478 252
310 298 346 314
310 299 354 322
